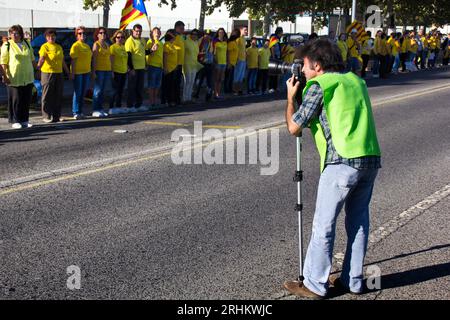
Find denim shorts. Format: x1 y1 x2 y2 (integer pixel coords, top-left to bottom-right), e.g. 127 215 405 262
147 66 163 89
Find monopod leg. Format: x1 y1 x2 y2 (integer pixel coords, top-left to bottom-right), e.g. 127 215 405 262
294 133 304 282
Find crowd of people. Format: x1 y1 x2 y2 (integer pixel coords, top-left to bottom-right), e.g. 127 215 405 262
0 21 449 129
334 28 450 79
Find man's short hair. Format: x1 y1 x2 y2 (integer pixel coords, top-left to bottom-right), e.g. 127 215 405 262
133 24 143 30
300 38 345 72
174 21 185 28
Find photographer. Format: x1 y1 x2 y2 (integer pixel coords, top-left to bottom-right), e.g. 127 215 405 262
284 39 381 298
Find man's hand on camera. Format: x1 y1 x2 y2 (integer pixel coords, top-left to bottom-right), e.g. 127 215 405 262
286 74 300 103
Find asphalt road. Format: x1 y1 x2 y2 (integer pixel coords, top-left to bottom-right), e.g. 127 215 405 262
0 68 449 300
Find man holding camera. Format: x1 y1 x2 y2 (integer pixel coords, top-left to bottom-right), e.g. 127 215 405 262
284 39 381 299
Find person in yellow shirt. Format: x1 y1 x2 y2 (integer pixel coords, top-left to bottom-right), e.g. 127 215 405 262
407 32 419 71
182 29 201 103
419 29 428 69
391 33 402 74
109 30 128 114
213 28 228 99
233 26 248 95
70 26 92 119
162 29 178 107
360 31 372 78
145 27 163 108
1 24 37 128
225 28 239 94
337 33 348 66
37 29 70 123
346 29 361 74
373 31 388 78
400 31 411 72
257 38 270 94
246 37 259 94
443 33 450 66
173 20 185 104
125 24 147 112
92 27 111 117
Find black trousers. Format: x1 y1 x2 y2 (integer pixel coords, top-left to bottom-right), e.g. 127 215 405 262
269 75 279 91
257 69 269 93
110 72 127 108
194 63 213 98
162 70 177 105
7 84 33 124
41 72 63 121
174 65 183 104
127 69 145 108
361 54 370 78
224 65 234 93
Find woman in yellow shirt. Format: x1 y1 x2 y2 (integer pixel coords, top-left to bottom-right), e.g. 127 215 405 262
109 30 128 114
0 24 37 129
146 27 164 108
213 28 228 99
91 27 111 117
37 29 70 123
246 37 259 94
337 33 348 65
225 28 239 94
70 26 92 119
257 38 270 94
162 29 178 107
183 29 201 103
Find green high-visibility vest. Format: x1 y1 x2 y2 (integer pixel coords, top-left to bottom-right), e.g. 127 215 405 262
303 72 381 172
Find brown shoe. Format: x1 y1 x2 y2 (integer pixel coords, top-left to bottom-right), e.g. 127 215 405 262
328 274 363 295
283 280 324 299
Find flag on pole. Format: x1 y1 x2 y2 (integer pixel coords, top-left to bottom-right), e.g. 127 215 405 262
346 20 369 42
120 0 148 30
269 35 279 49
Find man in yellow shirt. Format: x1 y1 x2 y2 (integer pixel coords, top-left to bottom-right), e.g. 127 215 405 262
257 38 270 94
125 24 147 112
419 29 428 69
346 29 361 74
246 37 259 94
173 20 185 104
233 26 248 95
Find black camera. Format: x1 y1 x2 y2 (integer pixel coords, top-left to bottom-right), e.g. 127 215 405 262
268 59 304 80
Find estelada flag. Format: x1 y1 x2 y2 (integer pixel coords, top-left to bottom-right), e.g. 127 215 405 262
269 35 279 49
120 0 148 30
346 20 370 42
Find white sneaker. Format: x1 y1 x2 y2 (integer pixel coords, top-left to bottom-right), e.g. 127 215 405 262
21 122 33 128
92 111 102 117
100 110 109 117
12 123 22 129
268 89 275 93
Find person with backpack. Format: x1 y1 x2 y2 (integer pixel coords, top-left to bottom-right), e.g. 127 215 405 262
0 25 37 129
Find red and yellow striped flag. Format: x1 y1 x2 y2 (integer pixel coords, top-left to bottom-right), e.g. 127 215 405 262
346 20 370 42
269 35 279 49
120 0 148 30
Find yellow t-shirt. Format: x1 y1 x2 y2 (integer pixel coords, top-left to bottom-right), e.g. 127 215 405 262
401 37 410 53
237 36 246 61
146 39 163 68
337 40 348 61
125 36 146 70
346 38 360 58
428 37 437 50
70 40 92 75
246 46 259 69
163 42 178 73
94 41 111 71
214 40 227 65
110 43 128 74
421 36 428 49
174 34 185 66
258 47 270 69
409 38 418 53
39 42 64 73
183 37 201 73
391 40 400 56
0 40 35 86
282 44 295 63
227 41 238 66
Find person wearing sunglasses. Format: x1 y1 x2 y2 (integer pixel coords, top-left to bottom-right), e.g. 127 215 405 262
70 26 92 120
109 30 128 114
91 27 111 118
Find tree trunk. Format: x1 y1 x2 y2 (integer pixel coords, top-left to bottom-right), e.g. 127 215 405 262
103 1 110 28
199 0 207 31
311 9 316 34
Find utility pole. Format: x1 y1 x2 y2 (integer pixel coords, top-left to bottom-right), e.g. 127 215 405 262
351 0 356 22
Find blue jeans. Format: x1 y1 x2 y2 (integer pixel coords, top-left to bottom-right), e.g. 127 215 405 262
303 164 379 296
392 54 400 72
247 68 258 92
72 73 90 115
348 57 360 73
93 71 111 111
233 60 246 83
